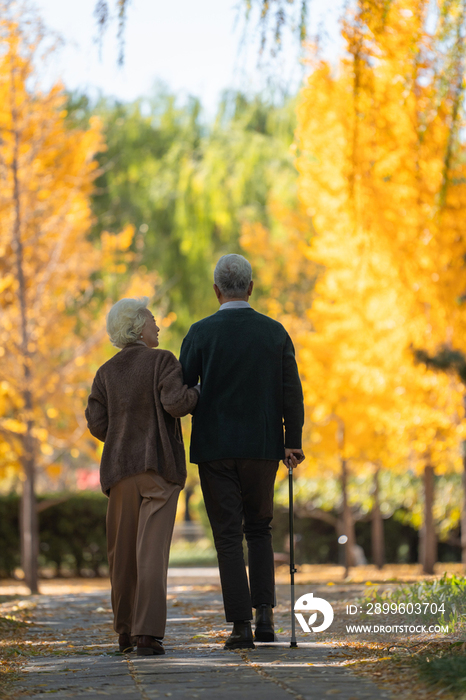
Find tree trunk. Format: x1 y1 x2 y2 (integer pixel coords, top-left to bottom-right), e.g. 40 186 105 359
21 436 39 593
341 456 356 575
420 464 437 575
11 89 39 594
336 515 345 567
335 417 356 576
462 441 466 570
371 465 385 570
18 389 39 594
184 487 193 522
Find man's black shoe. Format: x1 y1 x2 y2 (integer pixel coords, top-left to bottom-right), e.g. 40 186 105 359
224 621 255 650
254 604 276 642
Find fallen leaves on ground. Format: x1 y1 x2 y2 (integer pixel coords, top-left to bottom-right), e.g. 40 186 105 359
0 597 36 698
1 574 465 699
275 562 465 585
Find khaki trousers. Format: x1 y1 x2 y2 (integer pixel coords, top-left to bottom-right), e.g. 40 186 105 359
106 470 181 638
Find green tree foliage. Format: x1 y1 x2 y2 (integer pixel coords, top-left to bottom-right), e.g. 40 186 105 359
67 89 298 343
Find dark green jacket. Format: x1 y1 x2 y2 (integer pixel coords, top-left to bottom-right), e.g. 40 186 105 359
179 307 304 464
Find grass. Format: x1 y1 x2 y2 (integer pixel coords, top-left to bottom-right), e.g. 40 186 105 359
414 642 466 695
361 573 466 632
355 575 466 699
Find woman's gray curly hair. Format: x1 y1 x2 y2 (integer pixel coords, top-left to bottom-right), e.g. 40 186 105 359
106 297 149 348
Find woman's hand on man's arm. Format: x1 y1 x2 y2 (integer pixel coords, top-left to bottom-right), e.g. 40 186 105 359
158 352 199 417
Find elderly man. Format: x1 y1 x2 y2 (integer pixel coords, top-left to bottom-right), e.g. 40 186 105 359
180 254 304 649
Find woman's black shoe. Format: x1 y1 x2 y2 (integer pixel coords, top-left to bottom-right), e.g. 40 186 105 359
137 635 165 656
254 605 276 642
224 621 255 649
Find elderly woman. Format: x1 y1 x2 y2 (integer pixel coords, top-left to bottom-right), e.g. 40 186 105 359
85 297 198 657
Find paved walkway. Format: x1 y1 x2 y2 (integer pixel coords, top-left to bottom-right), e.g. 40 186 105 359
13 578 395 700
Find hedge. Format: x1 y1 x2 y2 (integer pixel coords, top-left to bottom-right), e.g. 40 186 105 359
0 492 108 578
0 494 460 578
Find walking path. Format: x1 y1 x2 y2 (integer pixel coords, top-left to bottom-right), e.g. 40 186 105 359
9 575 395 700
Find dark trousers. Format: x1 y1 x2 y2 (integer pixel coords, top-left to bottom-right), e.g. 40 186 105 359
198 458 279 622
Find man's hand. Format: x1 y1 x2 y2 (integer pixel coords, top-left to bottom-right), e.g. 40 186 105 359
284 448 305 469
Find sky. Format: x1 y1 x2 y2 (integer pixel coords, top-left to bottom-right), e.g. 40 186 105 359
32 0 346 116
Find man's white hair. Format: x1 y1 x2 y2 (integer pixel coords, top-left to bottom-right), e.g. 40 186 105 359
214 254 252 298
106 297 149 348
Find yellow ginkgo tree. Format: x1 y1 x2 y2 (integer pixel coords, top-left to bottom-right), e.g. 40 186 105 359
243 0 466 573
0 9 162 592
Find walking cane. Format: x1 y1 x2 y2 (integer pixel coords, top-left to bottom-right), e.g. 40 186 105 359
288 464 298 648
